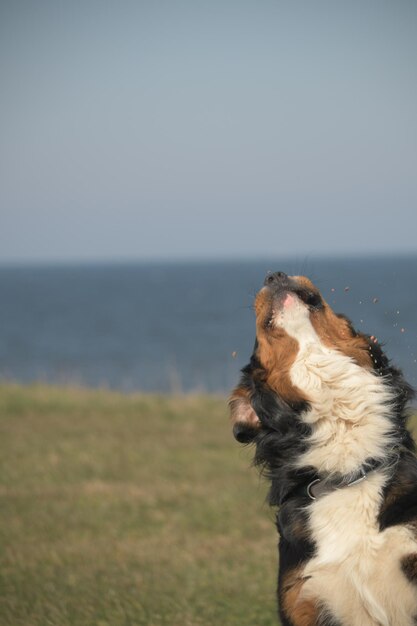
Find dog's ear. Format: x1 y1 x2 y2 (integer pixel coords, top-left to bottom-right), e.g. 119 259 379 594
229 387 261 443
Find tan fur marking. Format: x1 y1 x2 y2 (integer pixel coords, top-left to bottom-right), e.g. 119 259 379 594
292 276 372 367
257 333 307 404
291 276 318 291
309 303 372 369
254 288 307 404
281 569 319 626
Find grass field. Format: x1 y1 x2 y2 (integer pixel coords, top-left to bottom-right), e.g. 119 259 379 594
0 384 278 626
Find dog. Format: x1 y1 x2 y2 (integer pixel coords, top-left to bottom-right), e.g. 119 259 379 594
230 271 417 626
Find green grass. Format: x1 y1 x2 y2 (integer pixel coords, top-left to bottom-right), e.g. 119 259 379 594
0 384 278 626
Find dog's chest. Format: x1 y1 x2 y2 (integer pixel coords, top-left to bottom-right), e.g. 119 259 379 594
289 340 386 418
288 340 394 474
307 472 385 566
302 486 417 626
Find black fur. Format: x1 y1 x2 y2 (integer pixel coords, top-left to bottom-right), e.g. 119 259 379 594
379 451 417 530
237 353 312 505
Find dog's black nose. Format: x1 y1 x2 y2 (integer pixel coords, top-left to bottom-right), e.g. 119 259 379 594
264 271 288 287
233 422 258 444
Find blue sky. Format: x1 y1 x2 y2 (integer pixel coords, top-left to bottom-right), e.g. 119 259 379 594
1 1 417 262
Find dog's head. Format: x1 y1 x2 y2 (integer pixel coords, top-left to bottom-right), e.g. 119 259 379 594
230 271 394 444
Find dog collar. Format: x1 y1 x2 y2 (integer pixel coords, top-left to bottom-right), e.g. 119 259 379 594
306 467 368 500
281 456 396 505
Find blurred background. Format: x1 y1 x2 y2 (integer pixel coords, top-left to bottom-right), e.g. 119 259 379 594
1 0 417 392
1 3 417 625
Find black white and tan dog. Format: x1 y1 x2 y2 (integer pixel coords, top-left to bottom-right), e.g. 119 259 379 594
230 271 417 626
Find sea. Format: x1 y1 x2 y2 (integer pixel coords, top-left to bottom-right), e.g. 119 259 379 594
0 256 416 395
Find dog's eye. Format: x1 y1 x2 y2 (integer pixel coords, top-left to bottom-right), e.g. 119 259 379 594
305 292 321 307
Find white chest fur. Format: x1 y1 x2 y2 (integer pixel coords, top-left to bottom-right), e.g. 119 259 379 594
278 312 395 475
303 478 417 626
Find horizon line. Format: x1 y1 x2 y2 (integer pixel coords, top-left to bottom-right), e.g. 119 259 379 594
0 250 417 269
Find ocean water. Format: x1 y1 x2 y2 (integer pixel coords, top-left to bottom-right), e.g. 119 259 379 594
0 256 416 394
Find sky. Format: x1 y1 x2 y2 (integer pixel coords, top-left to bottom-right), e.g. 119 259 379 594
1 0 417 263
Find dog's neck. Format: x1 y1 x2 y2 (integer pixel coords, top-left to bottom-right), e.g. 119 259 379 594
286 329 396 476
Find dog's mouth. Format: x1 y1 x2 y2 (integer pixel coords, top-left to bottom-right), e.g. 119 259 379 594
256 272 323 329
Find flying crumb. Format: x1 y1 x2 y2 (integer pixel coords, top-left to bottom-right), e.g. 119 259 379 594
401 328 405 333
372 297 379 304
231 351 237 358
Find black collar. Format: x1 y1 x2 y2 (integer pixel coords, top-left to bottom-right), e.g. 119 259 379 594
280 456 396 505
